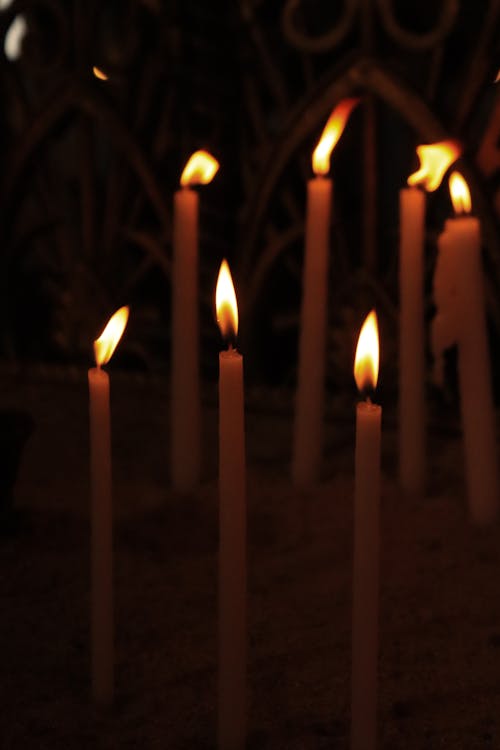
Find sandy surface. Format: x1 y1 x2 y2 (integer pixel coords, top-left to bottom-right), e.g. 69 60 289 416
0 369 499 749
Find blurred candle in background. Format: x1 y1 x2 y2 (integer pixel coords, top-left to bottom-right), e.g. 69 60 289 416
433 172 498 525
171 150 219 493
292 98 359 487
88 305 129 705
352 309 381 750
399 140 461 497
216 260 246 750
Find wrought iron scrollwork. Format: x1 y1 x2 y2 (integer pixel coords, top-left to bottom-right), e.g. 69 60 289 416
0 0 499 385
282 0 359 53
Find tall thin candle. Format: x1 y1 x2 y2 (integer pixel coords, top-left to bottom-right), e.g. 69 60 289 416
352 310 381 750
216 260 246 750
399 140 461 496
171 150 219 493
432 172 498 524
88 305 129 705
292 98 359 486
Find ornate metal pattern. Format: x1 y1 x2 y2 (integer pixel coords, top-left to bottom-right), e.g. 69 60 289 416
0 1 499 385
236 1 500 384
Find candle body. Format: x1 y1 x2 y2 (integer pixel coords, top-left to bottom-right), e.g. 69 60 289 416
352 401 381 750
452 217 498 524
171 187 201 493
218 349 246 750
292 176 332 486
399 187 425 496
88 367 113 704
431 226 458 386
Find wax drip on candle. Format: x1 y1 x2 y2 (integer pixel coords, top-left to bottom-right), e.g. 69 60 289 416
431 244 459 386
431 172 470 385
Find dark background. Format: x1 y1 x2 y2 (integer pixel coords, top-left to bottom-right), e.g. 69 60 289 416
0 0 499 397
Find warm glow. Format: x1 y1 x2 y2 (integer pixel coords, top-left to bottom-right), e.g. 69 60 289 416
495 69 500 83
354 310 379 393
93 66 108 81
216 260 238 341
312 98 359 175
180 150 219 187
449 171 471 215
94 306 129 367
4 14 27 60
407 140 462 192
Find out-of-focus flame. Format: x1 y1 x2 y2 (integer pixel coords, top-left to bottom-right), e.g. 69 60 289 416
407 140 462 192
312 97 359 175
5 14 27 61
495 69 500 83
180 150 219 187
216 260 238 341
449 171 471 215
94 306 129 367
354 310 379 394
93 66 108 81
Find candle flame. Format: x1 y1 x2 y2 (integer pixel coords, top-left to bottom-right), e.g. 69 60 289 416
449 171 471 215
94 306 129 367
407 140 462 192
354 310 379 394
180 150 219 187
4 13 27 60
312 98 360 176
93 66 108 81
495 69 500 83
216 260 238 341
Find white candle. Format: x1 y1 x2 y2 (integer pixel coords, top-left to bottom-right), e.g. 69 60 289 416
399 186 425 496
292 174 331 486
352 310 381 750
400 141 462 496
433 172 498 524
171 150 219 493
88 305 129 705
431 225 458 387
216 260 246 750
292 98 359 486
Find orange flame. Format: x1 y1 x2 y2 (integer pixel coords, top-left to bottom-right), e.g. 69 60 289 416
216 260 238 341
94 306 129 367
449 171 471 215
407 140 462 192
312 98 360 176
180 150 219 187
92 66 108 81
354 310 379 393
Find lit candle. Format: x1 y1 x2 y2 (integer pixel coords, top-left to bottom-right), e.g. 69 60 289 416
292 98 359 486
399 141 461 496
171 150 219 493
216 260 246 750
88 305 129 705
352 310 381 750
432 172 498 525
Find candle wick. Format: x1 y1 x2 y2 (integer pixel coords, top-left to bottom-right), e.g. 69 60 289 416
366 395 372 405
228 342 234 352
